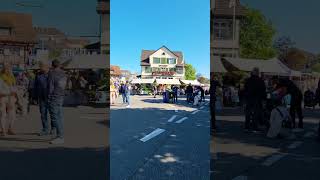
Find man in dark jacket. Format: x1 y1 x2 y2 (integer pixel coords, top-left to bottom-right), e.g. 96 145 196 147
186 83 193 103
34 61 54 136
277 78 303 129
243 67 266 132
48 59 67 144
210 78 220 133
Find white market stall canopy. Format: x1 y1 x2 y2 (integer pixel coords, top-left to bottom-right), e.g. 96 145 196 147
212 56 228 73
62 54 108 69
155 79 181 85
180 79 201 86
222 57 302 77
131 79 155 84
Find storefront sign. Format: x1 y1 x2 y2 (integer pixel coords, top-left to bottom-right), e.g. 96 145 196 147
152 71 175 76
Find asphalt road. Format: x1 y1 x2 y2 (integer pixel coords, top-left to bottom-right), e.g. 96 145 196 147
0 104 109 180
211 107 320 180
110 95 210 180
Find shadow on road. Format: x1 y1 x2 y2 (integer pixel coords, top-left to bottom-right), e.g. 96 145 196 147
1 147 110 180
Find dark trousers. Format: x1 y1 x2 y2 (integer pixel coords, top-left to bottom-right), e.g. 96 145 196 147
201 95 205 102
173 93 178 103
290 97 303 128
245 101 262 130
210 100 216 130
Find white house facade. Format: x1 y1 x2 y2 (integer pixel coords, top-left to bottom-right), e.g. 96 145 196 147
140 46 185 80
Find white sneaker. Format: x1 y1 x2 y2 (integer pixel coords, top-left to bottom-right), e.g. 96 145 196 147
126 105 130 108
50 137 64 144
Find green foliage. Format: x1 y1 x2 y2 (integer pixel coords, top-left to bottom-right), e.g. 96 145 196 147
240 7 277 59
185 64 196 80
312 63 320 73
197 76 210 84
49 49 62 59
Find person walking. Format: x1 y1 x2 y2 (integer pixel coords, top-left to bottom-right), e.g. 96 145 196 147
0 63 17 136
186 83 193 103
277 78 304 130
210 77 220 133
172 85 178 103
34 61 54 136
153 84 157 98
48 60 67 144
243 67 266 132
199 86 205 103
110 80 116 105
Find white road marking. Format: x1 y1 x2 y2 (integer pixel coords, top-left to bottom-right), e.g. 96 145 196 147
232 175 248 180
175 117 188 124
175 109 178 112
140 128 165 142
191 110 200 115
262 154 286 166
167 115 177 122
199 106 204 110
288 141 303 149
304 131 315 138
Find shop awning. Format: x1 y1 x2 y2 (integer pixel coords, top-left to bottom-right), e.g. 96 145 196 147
131 78 155 84
180 79 201 86
155 79 181 85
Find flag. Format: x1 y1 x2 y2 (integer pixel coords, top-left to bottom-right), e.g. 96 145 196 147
229 0 236 8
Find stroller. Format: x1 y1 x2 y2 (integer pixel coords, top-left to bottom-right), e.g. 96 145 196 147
304 90 316 109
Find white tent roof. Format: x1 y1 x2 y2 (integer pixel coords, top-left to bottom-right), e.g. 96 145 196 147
223 57 302 76
155 79 181 85
212 56 227 73
62 54 108 69
180 79 201 86
131 79 155 84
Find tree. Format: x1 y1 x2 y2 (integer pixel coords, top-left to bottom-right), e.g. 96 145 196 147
198 76 210 84
184 64 196 80
240 7 277 59
274 36 296 61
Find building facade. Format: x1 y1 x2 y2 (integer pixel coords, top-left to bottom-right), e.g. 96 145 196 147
211 0 246 58
0 12 36 68
141 46 185 80
96 0 110 55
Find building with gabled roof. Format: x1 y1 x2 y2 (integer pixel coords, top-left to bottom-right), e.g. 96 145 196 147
211 0 246 58
140 46 185 80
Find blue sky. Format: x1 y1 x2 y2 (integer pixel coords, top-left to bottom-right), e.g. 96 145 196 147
110 0 210 77
242 0 320 54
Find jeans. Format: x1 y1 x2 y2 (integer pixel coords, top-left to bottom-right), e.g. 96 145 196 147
186 93 192 102
125 93 130 105
39 100 53 133
48 97 64 138
245 101 262 130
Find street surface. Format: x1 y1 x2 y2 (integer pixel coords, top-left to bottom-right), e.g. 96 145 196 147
211 107 320 180
110 95 210 180
0 104 109 180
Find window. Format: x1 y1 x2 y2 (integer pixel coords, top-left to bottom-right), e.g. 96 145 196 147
168 58 176 64
213 19 233 40
176 67 183 74
153 57 160 64
145 66 151 73
169 68 176 72
160 58 167 64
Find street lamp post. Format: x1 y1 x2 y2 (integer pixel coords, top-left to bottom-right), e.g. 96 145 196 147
229 0 236 58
